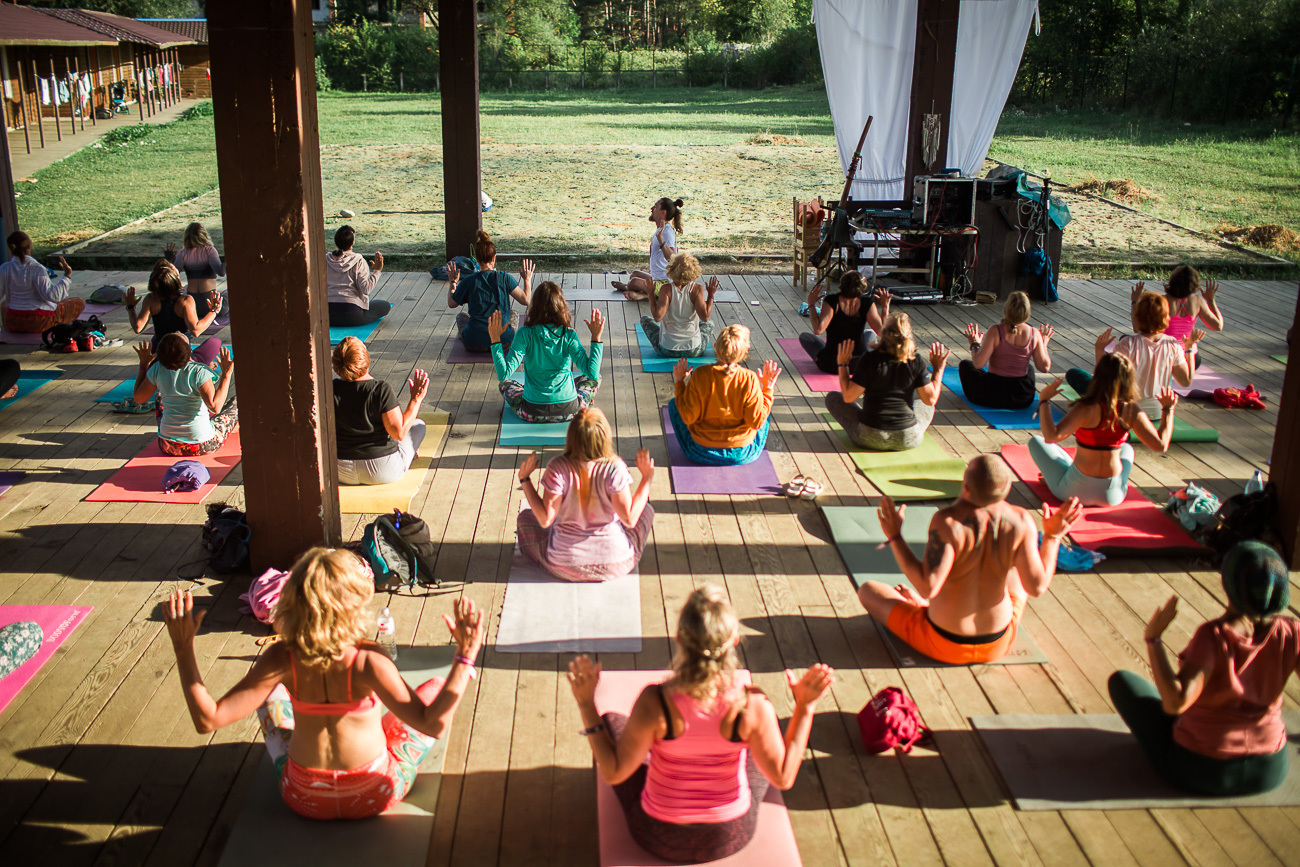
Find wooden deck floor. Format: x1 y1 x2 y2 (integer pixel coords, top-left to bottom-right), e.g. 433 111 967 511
0 271 1297 866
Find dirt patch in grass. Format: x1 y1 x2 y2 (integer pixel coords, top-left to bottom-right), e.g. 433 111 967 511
1068 175 1161 205
747 132 809 146
1215 223 1300 253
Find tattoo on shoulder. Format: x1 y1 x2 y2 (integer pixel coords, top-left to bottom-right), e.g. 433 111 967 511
923 529 945 569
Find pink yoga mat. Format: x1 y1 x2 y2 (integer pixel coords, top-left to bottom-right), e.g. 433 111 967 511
660 406 782 496
0 605 92 716
85 430 242 504
594 670 803 867
1172 364 1244 397
775 338 838 392
1000 443 1207 556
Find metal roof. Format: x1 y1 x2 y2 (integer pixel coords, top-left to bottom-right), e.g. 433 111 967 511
38 8 195 48
0 4 118 47
136 18 207 45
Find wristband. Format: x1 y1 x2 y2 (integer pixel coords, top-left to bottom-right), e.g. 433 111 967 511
875 533 903 551
1144 637 1162 645
579 722 606 736
970 342 981 351
455 654 478 679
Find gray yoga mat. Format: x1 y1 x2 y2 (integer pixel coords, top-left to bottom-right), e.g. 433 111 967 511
216 645 455 866
973 712 1300 810
822 505 1049 667
566 285 742 303
496 541 643 653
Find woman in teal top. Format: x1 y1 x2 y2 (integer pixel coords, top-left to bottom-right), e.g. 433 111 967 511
133 333 237 457
489 281 603 423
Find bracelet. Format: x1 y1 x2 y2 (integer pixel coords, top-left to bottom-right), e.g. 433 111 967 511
455 654 478 679
1144 636 1161 645
885 533 903 545
579 722 606 736
970 342 981 351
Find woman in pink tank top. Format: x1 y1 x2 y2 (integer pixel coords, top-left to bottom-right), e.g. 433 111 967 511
1128 266 1224 361
568 587 834 862
958 292 1055 409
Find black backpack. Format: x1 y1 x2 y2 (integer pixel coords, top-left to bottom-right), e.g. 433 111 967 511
361 509 438 590
42 315 104 352
1202 482 1278 558
202 503 252 573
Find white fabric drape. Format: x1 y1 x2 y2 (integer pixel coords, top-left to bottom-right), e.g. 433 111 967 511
813 0 1037 202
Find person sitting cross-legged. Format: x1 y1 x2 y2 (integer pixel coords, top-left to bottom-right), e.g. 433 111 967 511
798 271 891 374
515 407 655 582
446 229 533 352
0 230 84 332
667 324 778 467
133 334 237 458
491 281 603 423
858 455 1082 665
957 291 1054 410
639 252 718 358
331 336 428 486
327 225 390 328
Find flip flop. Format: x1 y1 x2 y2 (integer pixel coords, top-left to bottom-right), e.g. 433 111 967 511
783 475 808 497
799 479 824 500
112 398 155 414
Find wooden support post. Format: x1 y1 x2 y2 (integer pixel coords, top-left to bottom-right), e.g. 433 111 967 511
16 57 31 155
209 0 342 568
136 50 146 121
84 48 95 126
1269 287 1300 568
48 57 64 141
0 101 18 250
903 0 960 196
439 0 482 260
68 55 82 133
30 57 43 148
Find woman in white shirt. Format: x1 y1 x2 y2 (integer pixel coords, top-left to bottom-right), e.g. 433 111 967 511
0 231 82 333
640 253 717 358
612 198 683 302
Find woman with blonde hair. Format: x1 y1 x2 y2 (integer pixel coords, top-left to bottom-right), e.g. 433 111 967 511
612 197 684 302
162 547 484 820
958 291 1054 409
669 324 779 466
164 221 226 298
825 313 949 451
331 336 429 485
1032 352 1176 506
516 407 655 582
490 281 602 423
567 586 834 862
640 252 718 358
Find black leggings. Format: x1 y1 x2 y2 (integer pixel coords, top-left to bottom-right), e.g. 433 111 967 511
958 359 1035 409
0 359 20 396
1108 671 1289 796
328 300 391 327
604 712 767 863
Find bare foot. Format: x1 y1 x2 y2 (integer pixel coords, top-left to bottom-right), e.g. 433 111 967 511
1 385 16 400
624 289 649 302
611 281 628 291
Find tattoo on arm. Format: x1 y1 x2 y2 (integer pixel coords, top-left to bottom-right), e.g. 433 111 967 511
923 529 944 572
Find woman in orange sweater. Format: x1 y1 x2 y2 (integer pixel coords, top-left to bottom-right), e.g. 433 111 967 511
667 324 780 466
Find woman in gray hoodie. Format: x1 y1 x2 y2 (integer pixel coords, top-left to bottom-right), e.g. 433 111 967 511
326 225 389 327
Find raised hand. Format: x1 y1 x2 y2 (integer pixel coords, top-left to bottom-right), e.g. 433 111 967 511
1157 386 1178 412
210 292 223 313
408 368 429 403
1039 376 1064 402
567 654 602 706
163 588 206 647
217 346 234 375
635 448 655 480
57 256 72 278
928 342 951 370
444 597 484 658
786 663 834 709
165 241 177 255
806 282 824 308
1039 323 1055 343
672 357 689 384
487 309 506 344
586 308 605 341
371 251 384 272
1042 497 1083 540
134 341 155 369
1144 595 1179 642
1184 327 1206 351
518 451 539 481
445 261 460 285
1130 280 1146 305
124 286 138 308
835 338 855 368
520 259 536 282
876 288 893 313
876 495 904 542
964 323 984 347
706 276 720 297
759 359 782 389
1095 327 1114 352
1203 277 1219 304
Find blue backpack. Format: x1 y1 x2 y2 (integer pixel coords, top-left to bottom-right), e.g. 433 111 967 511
430 256 478 281
361 509 438 589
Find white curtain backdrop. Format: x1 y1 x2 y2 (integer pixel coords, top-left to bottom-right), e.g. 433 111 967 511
813 0 1038 202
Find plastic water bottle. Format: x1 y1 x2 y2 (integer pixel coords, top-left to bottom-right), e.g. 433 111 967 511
377 607 398 661
1245 470 1266 495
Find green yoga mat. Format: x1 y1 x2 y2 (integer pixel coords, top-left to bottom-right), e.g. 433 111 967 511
1271 354 1288 364
1055 383 1218 443
822 505 1049 667
823 414 965 501
216 645 455 866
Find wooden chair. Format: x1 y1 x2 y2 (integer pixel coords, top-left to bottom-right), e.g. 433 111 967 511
792 197 826 293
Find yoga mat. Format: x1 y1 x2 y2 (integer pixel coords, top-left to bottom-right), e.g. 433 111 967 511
821 506 1048 666
0 369 61 411
446 338 494 363
940 367 1063 430
0 471 23 497
337 411 451 514
570 286 742 303
776 337 838 392
594 670 802 867
1127 414 1218 444
0 330 44 345
823 414 966 501
496 539 643 653
1271 354 1288 363
1171 363 1243 398
973 712 1300 810
660 406 781 496
634 323 716 373
329 311 390 345
500 403 570 446
216 646 455 867
0 605 92 716
95 379 136 403
85 430 242 504
81 301 121 317
999 443 1207 556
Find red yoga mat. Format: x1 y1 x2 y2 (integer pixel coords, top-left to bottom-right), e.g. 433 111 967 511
775 337 838 392
999 443 1207 556
85 430 242 504
594 669 803 867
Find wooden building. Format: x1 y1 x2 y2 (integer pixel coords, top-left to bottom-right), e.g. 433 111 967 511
137 19 209 99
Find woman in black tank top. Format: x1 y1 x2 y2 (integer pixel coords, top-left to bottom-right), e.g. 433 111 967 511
125 259 222 353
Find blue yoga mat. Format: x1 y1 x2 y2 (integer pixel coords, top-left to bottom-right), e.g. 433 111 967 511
329 310 391 345
0 369 61 411
634 323 716 373
96 379 135 403
498 369 579 446
941 366 1062 430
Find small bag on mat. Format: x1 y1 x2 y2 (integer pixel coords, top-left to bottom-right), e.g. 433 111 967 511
858 687 932 754
240 568 290 624
362 509 438 590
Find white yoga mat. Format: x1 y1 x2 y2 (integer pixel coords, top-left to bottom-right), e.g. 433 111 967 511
496 544 643 654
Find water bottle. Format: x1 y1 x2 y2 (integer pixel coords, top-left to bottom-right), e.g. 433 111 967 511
377 607 398 661
1245 470 1266 495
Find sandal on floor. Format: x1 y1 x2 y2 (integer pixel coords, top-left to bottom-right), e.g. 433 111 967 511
112 398 154 414
799 479 825 500
783 475 808 497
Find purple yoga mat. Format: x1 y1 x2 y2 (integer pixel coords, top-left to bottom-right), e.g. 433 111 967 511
0 471 22 496
776 337 838 392
1173 364 1244 397
82 301 121 317
447 338 495 363
659 406 782 495
0 331 44 345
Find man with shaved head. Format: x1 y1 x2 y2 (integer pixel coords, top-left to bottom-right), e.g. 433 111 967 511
859 454 1082 664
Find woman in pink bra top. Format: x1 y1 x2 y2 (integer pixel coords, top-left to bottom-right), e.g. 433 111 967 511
1129 266 1224 358
959 291 1055 409
163 547 484 820
568 587 834 863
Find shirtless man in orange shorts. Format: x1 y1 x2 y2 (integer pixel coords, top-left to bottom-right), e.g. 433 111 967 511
859 454 1082 664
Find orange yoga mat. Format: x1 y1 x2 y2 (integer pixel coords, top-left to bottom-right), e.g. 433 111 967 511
85 431 241 504
594 670 803 867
